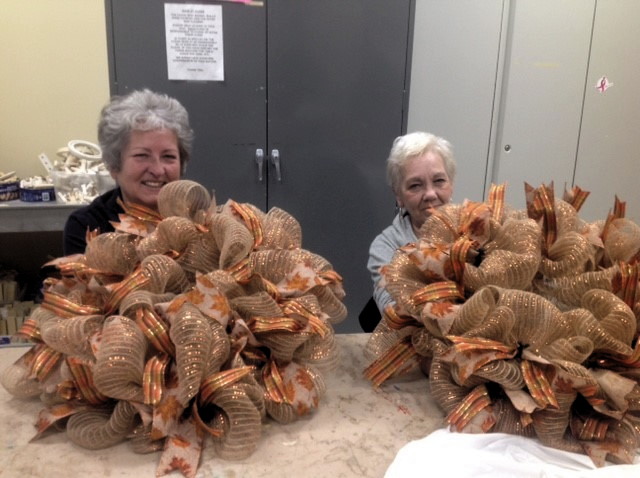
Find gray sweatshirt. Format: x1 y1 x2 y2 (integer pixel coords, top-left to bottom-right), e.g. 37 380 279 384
367 212 417 312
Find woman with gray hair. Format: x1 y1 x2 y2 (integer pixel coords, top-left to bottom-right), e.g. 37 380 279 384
63 89 194 255
361 131 456 331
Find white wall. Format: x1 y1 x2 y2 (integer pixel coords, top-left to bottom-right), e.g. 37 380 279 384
0 1 110 179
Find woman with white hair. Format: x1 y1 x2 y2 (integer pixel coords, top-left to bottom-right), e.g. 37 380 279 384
63 89 194 255
362 131 457 331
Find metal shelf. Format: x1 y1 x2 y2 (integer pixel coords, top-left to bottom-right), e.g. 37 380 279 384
0 200 79 233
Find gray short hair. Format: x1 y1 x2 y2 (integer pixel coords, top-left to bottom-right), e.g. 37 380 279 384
386 131 456 193
98 89 194 174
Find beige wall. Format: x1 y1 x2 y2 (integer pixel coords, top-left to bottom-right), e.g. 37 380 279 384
0 1 110 179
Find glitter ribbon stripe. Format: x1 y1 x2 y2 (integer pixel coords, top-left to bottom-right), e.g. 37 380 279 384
564 185 590 212
282 301 329 337
488 183 506 221
30 345 63 381
16 318 42 342
143 354 170 406
228 200 263 247
41 291 102 318
363 336 419 387
446 336 516 354
450 237 474 285
199 366 255 406
411 281 463 307
446 384 494 432
601 196 626 243
104 269 151 314
262 360 291 404
135 307 175 356
521 360 558 409
66 357 108 405
383 304 418 330
577 417 609 441
531 184 558 249
118 197 163 223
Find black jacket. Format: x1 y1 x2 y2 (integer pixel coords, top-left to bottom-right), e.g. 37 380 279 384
63 188 123 255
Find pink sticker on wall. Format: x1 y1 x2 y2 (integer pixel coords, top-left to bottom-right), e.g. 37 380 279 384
595 76 613 92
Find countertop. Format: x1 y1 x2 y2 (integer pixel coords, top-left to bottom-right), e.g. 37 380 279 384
0 334 444 478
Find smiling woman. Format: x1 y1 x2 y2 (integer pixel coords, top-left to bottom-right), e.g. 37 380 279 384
63 90 194 255
362 132 457 331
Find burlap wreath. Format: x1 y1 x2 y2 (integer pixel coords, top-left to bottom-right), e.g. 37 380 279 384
1 179 346 477
365 183 640 466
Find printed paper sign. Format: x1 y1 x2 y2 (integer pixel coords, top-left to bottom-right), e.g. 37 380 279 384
165 4 224 81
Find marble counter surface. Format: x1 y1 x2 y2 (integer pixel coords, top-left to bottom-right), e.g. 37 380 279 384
0 334 444 478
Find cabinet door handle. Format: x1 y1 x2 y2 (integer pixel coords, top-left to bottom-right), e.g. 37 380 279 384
255 148 264 182
270 149 282 182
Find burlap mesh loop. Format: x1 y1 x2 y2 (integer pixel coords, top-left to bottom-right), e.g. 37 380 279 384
157 179 211 220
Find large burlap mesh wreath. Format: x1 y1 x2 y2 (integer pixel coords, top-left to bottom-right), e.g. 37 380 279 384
1 180 346 478
364 182 640 466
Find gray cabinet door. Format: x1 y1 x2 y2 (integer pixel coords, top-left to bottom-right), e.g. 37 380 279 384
574 0 640 224
408 0 505 204
491 0 595 209
106 0 413 332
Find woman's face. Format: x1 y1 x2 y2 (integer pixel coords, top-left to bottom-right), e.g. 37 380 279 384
111 128 181 210
395 150 453 232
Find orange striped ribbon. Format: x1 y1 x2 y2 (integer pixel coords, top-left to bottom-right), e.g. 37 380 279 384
117 197 163 223
446 336 516 355
56 261 103 279
577 417 609 441
577 384 606 407
318 270 343 285
135 307 175 356
66 357 108 405
199 366 255 406
564 185 590 212
450 237 474 285
282 301 329 337
260 277 281 301
601 196 627 243
30 345 63 382
15 318 42 342
228 200 263 247
534 184 557 249
411 281 463 307
488 183 506 221
227 257 252 282
363 335 418 387
143 354 170 406
383 304 418 330
262 360 291 404
446 384 494 432
41 291 102 318
104 269 151 314
521 360 558 409
250 316 300 334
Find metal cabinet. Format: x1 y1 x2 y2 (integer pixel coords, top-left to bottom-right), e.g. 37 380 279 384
409 0 640 223
106 0 414 332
